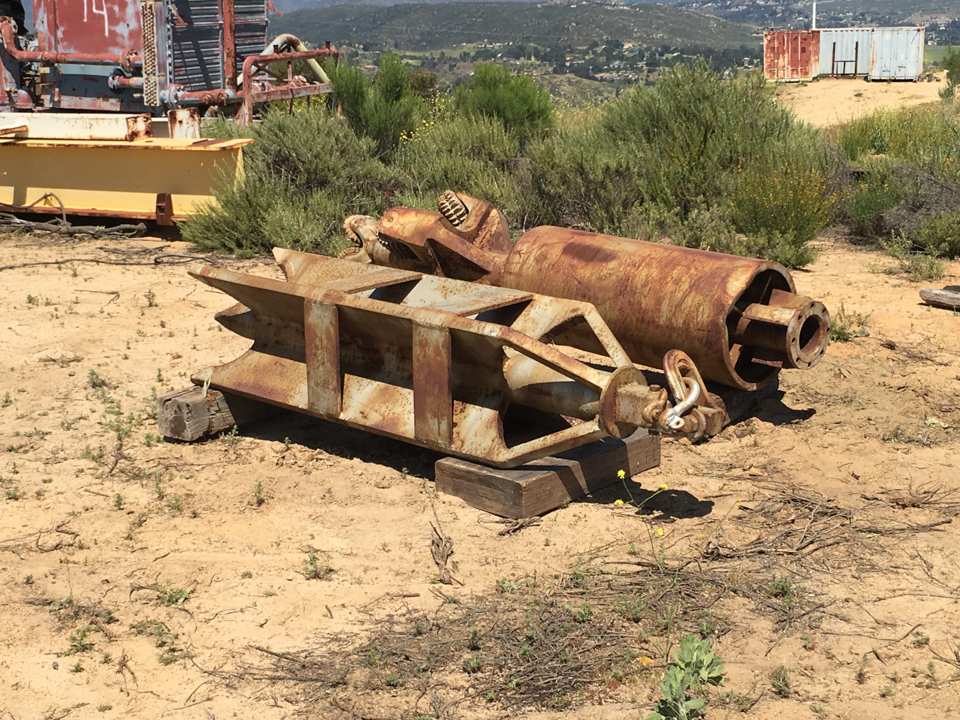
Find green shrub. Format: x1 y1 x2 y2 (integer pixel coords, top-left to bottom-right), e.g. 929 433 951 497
522 122 643 230
327 54 424 157
837 106 960 182
912 211 960 257
600 63 798 216
626 202 817 268
183 107 397 256
941 50 960 101
881 236 947 280
624 202 739 250
393 113 522 218
455 63 554 143
844 161 903 238
522 62 834 265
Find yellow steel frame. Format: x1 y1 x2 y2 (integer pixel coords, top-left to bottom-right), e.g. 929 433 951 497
0 137 252 222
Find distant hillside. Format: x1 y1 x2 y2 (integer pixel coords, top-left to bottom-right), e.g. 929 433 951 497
649 0 960 27
271 2 759 51
273 0 530 9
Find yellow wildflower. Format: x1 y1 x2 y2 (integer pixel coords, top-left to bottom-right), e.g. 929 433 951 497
613 499 625 507
616 469 626 480
654 527 665 538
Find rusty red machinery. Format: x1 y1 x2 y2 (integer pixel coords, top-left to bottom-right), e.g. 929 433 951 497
185 249 729 468
343 192 831 393
0 1 337 119
170 192 829 471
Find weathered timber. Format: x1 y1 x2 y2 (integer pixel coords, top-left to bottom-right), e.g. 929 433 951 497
435 430 660 518
920 287 960 312
156 387 274 441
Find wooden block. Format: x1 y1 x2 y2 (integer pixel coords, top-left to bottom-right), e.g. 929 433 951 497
435 430 660 518
156 387 275 441
920 286 960 311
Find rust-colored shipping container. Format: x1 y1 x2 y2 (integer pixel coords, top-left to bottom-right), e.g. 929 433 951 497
763 30 820 82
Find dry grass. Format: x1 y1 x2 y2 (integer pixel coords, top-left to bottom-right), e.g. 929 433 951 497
211 476 960 716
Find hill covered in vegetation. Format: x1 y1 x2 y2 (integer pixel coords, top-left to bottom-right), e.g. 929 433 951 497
271 2 759 51
633 0 960 26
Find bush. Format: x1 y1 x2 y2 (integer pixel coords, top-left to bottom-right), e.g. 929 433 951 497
521 62 835 265
837 106 960 182
522 121 644 230
842 156 960 250
183 107 398 256
393 112 523 218
882 236 947 281
455 64 554 143
939 50 960 101
844 160 903 238
912 212 960 258
600 63 799 216
190 60 843 268
328 54 424 157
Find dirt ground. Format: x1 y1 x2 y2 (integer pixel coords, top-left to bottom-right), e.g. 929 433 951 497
0 231 959 720
777 74 945 127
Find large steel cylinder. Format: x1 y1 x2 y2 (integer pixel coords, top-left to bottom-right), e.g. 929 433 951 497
497 227 829 391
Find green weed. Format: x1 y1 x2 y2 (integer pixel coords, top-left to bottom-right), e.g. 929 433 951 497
131 620 189 665
881 237 946 281
302 550 335 580
770 665 791 697
648 635 725 720
828 303 870 343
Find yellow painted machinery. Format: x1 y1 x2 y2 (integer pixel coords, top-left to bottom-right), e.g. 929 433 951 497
0 111 249 223
0 1 336 223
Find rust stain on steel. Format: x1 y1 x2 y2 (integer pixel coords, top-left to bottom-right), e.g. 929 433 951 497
33 0 142 59
343 193 831 392
764 30 821 82
189 251 718 468
498 226 829 391
2 4 339 117
412 324 453 446
304 301 341 416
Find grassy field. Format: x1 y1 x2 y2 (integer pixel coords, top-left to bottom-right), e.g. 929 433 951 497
927 45 960 65
272 1 759 51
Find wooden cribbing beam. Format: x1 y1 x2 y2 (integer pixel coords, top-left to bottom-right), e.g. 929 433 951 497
156 387 276 441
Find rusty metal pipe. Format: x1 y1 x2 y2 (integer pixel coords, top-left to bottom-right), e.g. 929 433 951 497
223 0 237 91
237 47 338 124
504 354 603 420
0 18 140 68
498 227 829 391
108 74 144 90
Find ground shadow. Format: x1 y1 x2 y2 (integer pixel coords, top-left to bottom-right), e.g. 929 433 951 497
240 409 439 479
585 480 714 520
236 409 713 519
719 384 817 426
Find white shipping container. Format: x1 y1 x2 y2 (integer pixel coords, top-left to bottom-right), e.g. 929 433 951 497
817 28 873 77
869 26 925 81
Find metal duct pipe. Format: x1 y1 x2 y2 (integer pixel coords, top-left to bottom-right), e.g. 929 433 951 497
498 227 829 391
347 192 830 392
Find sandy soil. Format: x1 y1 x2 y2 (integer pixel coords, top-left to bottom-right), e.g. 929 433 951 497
0 232 959 720
777 75 945 127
